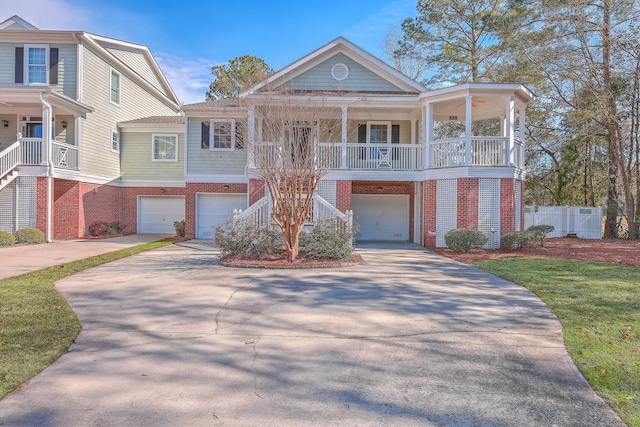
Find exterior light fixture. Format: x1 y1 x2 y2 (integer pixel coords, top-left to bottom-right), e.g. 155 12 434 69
2 120 8 128
223 184 230 189
61 120 68 129
376 186 383 192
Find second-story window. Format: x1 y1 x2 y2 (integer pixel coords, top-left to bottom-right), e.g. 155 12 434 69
111 130 120 153
211 120 235 151
110 69 121 105
152 134 178 161
24 44 48 85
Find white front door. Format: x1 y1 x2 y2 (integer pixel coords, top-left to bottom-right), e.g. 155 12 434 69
196 193 247 239
138 196 185 234
352 194 409 241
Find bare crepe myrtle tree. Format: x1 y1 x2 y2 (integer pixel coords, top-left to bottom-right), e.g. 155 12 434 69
244 91 348 261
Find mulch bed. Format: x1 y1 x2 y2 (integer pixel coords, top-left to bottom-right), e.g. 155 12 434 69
432 237 640 267
220 253 365 269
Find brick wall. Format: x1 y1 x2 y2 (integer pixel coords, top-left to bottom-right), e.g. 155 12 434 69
184 183 247 238
120 187 186 234
36 177 47 237
80 183 119 235
336 180 352 212
53 180 80 240
500 178 516 235
457 178 479 229
249 179 265 205
422 180 437 248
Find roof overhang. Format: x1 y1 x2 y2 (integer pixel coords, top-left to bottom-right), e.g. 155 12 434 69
0 88 94 116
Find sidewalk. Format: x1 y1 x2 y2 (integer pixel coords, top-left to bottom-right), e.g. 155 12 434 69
0 234 169 280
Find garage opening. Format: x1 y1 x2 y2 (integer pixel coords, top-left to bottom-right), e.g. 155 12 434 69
138 196 185 234
352 194 409 241
196 193 247 239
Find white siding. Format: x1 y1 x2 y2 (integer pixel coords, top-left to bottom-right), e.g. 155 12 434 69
186 117 247 175
278 53 405 93
120 131 185 182
79 45 178 180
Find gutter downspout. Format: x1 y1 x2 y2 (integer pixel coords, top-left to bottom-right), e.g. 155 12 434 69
40 92 54 243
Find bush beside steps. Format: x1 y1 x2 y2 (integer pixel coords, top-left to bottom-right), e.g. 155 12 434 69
0 228 45 247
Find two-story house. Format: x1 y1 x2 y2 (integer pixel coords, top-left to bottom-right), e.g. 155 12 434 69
1 16 532 249
0 15 180 240
175 37 532 248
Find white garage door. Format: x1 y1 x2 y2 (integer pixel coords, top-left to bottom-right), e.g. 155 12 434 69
197 193 247 239
138 196 185 234
352 194 409 241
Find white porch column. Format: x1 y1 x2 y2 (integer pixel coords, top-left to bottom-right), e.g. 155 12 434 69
248 105 255 168
74 115 81 171
425 103 433 169
518 105 526 169
465 95 473 165
421 104 428 169
505 95 515 165
410 119 416 145
341 106 348 169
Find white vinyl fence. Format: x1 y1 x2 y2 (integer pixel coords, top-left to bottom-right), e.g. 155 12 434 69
524 206 602 239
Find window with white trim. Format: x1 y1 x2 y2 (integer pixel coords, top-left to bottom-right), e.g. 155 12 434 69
152 134 178 161
211 119 235 150
110 68 121 105
24 44 48 85
111 130 120 153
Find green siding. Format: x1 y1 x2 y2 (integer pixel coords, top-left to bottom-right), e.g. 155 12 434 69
186 117 247 175
278 53 404 93
120 131 185 182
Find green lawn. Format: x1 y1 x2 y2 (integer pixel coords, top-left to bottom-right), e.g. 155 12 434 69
0 240 174 399
474 258 640 427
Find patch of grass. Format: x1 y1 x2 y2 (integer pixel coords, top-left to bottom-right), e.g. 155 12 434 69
474 258 640 426
0 240 174 400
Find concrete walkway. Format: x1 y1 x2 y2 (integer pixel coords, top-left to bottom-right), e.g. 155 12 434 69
0 241 624 426
0 234 169 279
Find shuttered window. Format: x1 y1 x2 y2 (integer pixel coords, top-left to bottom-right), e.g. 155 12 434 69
16 45 57 85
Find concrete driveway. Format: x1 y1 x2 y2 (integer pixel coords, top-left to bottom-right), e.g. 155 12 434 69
0 242 623 426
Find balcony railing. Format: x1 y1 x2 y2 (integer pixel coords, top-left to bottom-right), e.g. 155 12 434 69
430 137 524 169
3 138 79 171
51 141 79 170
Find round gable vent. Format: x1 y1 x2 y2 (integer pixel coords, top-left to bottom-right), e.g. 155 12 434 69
331 63 349 81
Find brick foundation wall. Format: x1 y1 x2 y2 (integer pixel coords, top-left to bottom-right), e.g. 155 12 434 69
422 180 437 248
457 178 479 229
249 179 265 205
184 182 247 239
336 180 352 212
53 180 80 240
500 178 516 235
120 187 186 234
36 177 47 237
79 183 120 235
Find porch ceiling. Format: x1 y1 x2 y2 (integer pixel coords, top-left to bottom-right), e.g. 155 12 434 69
433 96 509 122
0 89 94 116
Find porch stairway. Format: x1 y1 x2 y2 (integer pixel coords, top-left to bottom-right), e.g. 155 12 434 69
0 142 21 191
232 194 353 231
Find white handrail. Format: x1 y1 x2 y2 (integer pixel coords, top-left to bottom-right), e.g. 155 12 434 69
0 141 21 180
233 195 270 228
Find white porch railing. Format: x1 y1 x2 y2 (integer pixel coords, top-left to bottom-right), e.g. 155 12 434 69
20 138 43 165
233 193 353 233
51 141 79 170
345 143 423 170
430 137 524 169
0 141 21 180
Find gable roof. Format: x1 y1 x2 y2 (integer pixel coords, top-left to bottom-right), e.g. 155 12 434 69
0 15 38 30
242 37 426 96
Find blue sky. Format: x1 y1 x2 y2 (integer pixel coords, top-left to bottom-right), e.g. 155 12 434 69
5 0 418 103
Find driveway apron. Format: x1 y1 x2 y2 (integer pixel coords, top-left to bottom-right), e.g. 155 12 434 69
0 242 624 426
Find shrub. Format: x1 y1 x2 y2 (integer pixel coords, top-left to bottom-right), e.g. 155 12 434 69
173 220 185 237
501 231 534 250
88 220 109 236
14 228 44 244
0 230 15 246
299 219 355 260
527 224 555 247
213 220 284 258
108 221 126 235
444 228 488 252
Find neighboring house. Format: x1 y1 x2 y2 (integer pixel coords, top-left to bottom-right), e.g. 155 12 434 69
0 17 533 248
180 37 533 248
0 15 180 240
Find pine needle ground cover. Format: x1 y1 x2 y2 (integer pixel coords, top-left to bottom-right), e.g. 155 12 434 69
0 240 173 399
474 258 639 426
